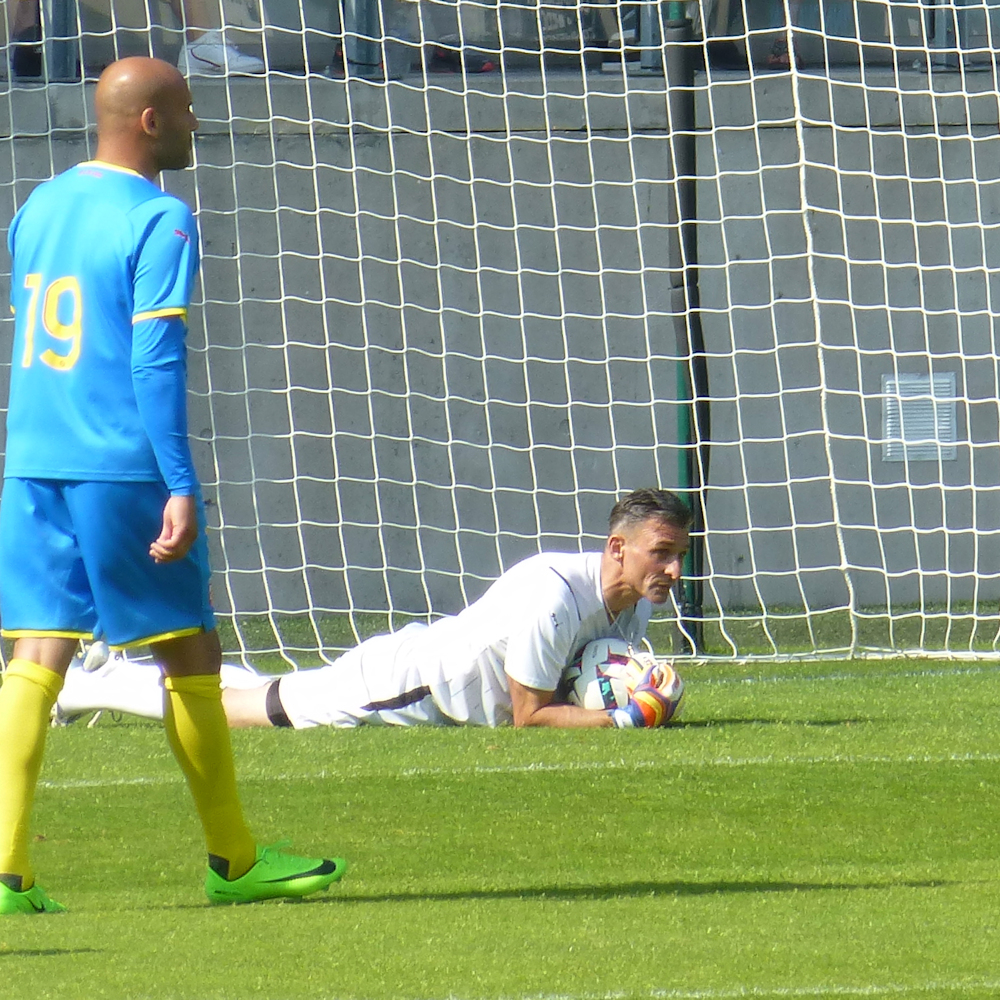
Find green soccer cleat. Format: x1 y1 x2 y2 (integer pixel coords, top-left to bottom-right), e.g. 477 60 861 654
0 881 66 915
204 842 346 905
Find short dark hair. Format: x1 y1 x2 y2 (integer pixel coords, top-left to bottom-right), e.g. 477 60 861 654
608 488 693 534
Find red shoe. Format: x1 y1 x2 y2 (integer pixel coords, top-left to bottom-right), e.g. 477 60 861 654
427 47 497 73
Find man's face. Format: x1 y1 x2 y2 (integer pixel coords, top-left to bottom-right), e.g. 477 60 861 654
613 516 689 606
154 83 198 171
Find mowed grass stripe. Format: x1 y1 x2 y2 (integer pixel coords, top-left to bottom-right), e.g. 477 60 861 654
67 979 1000 1000
377 983 1000 1000
35 749 1000 791
468 982 1000 999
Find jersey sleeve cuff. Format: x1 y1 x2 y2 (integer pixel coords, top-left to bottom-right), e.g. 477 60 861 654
133 307 188 324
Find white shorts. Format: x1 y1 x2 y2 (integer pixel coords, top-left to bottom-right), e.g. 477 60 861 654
274 625 454 728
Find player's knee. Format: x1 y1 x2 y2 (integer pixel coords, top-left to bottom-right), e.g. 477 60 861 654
152 628 223 677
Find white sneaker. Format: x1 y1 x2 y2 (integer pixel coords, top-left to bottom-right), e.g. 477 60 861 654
177 30 265 77
51 701 92 727
54 653 166 723
81 639 110 672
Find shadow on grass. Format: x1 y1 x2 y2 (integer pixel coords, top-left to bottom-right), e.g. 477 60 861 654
675 717 871 728
0 947 101 958
328 876 958 906
158 876 962 912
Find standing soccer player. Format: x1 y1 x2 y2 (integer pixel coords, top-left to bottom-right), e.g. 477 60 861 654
0 57 345 913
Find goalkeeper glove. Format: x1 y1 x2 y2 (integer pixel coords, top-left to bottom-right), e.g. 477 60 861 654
608 664 674 728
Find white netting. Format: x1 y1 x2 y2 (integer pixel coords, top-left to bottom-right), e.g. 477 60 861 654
2 1 1000 662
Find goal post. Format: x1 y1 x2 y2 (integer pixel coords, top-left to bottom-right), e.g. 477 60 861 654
2 0 1000 663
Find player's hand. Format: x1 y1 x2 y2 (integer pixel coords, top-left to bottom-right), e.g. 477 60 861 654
150 494 198 564
618 664 674 728
629 649 658 674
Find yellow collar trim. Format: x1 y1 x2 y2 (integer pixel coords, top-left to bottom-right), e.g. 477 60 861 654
79 160 144 178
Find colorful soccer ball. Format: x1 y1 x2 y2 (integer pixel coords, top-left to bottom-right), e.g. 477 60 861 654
564 637 643 709
561 637 684 722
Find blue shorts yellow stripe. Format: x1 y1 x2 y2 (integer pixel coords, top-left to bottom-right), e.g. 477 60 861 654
0 478 215 647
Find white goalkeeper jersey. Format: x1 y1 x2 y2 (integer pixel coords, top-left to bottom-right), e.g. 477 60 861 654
278 550 652 728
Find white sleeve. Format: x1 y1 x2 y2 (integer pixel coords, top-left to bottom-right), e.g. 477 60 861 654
502 589 579 693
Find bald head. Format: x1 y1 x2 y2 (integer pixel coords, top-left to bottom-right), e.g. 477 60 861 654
94 58 197 179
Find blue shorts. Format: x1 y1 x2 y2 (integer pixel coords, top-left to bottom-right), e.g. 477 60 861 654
0 478 215 647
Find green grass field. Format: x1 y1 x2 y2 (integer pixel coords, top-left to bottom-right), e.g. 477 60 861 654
5 657 1000 999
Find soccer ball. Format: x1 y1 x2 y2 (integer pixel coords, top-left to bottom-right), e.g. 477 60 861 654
560 637 685 722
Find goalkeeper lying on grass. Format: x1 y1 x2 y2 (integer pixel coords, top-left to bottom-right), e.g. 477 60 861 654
56 489 689 731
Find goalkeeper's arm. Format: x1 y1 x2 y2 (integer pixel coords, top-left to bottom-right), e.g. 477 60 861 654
508 676 616 728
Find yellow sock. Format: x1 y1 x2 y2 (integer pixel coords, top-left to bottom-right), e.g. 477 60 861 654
0 659 64 885
163 674 256 879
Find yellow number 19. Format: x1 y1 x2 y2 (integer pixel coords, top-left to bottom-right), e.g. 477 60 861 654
21 273 83 371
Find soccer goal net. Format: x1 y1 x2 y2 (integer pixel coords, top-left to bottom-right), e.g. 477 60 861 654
2 0 999 663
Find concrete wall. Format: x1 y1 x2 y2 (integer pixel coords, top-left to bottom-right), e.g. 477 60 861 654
2 63 999 622
696 68 1000 612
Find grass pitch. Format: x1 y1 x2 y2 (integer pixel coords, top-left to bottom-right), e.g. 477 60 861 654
5 658 1000 1000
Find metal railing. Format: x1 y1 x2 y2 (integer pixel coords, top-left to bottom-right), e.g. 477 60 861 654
26 0 1000 82
341 0 384 78
43 0 80 80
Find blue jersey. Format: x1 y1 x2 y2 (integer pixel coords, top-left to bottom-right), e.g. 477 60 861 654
5 161 200 491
